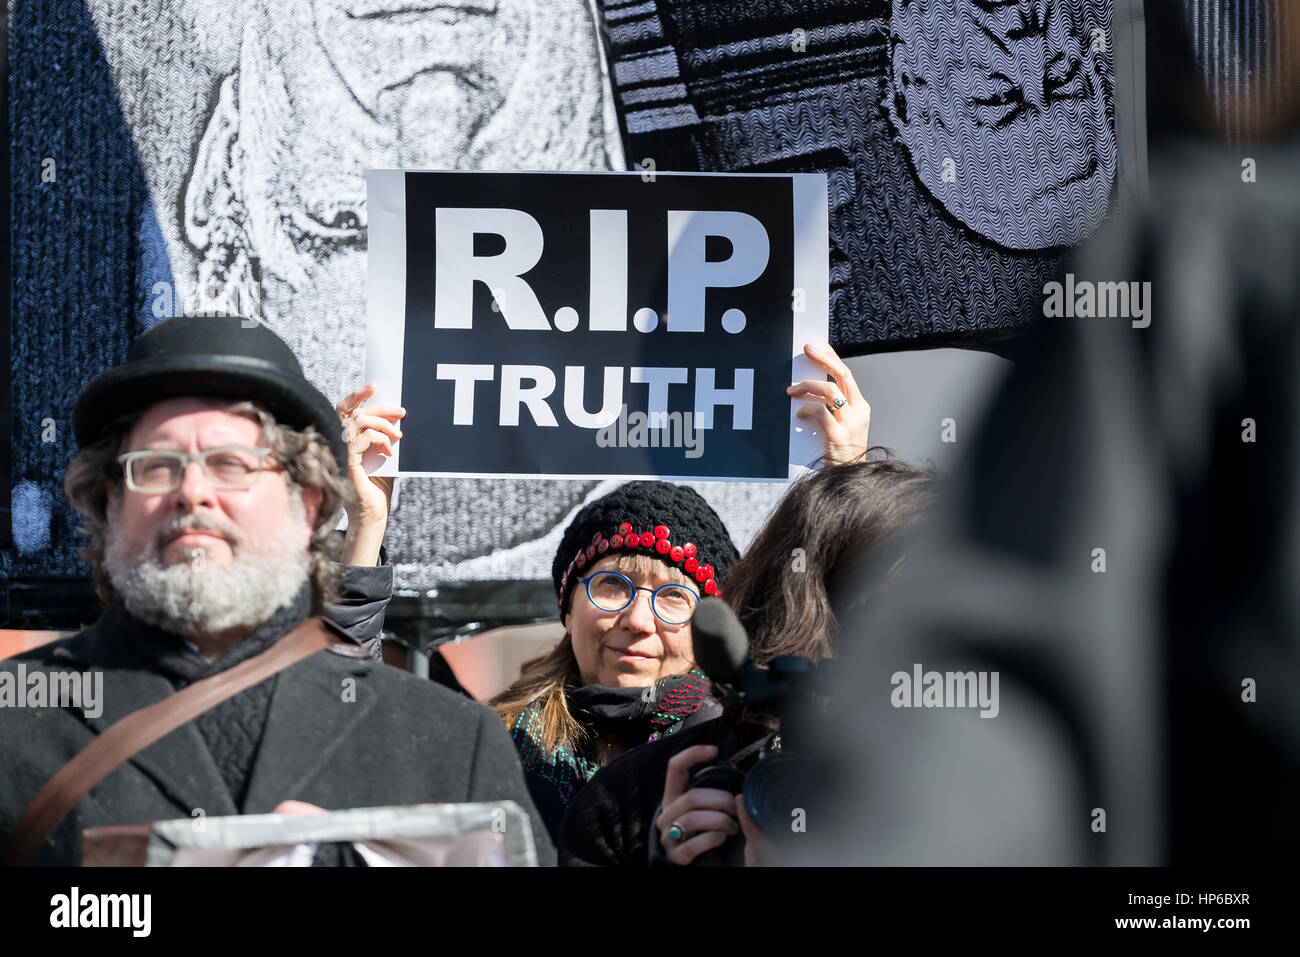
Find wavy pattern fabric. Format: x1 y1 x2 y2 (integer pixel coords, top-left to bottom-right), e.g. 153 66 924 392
595 0 1116 350
887 0 1116 249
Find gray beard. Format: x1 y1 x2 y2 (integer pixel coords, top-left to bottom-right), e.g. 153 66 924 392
103 497 312 639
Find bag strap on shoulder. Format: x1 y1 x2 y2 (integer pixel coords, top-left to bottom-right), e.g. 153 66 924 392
3 616 339 867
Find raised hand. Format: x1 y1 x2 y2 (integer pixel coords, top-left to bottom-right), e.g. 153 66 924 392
336 382 405 566
786 343 871 466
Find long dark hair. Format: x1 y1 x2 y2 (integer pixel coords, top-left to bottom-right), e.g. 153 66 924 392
721 451 939 666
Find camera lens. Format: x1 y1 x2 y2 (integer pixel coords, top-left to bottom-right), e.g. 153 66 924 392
741 751 814 837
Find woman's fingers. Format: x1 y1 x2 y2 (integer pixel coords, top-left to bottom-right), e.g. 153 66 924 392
337 382 407 439
662 786 740 822
786 378 846 407
792 343 871 464
361 429 395 458
797 401 870 466
803 342 864 405
657 787 740 863
661 744 718 806
674 808 740 837
795 400 840 435
657 803 739 846
666 829 730 866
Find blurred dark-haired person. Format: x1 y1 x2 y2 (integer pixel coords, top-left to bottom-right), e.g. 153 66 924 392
557 453 938 866
794 14 1300 868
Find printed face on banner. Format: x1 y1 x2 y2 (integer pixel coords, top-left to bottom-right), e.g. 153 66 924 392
181 0 611 404
887 0 1115 250
307 0 525 114
372 171 826 480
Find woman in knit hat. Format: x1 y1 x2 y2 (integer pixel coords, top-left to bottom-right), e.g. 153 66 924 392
488 480 741 842
490 342 871 841
557 454 939 866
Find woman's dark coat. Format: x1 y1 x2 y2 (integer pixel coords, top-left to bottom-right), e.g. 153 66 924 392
518 683 721 845
558 716 758 867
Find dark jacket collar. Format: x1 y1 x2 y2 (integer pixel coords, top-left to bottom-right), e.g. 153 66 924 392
52 602 151 669
45 587 377 817
52 584 349 673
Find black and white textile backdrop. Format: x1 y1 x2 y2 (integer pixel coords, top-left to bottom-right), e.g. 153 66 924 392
34 0 1300 633
366 170 826 482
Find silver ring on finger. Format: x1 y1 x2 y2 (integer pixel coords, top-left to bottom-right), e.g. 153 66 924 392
667 821 686 843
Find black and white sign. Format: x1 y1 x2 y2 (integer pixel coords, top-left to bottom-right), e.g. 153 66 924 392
366 170 828 481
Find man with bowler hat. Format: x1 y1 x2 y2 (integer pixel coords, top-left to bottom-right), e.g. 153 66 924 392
0 315 553 866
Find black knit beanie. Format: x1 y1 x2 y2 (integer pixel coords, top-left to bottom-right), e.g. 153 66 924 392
553 481 740 617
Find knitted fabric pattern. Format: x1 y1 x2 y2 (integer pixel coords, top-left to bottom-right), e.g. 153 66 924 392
884 0 1117 249
594 0 1113 350
551 481 741 616
510 705 600 807
123 583 314 810
7 0 175 580
643 672 714 742
6 1 786 600
191 676 279 810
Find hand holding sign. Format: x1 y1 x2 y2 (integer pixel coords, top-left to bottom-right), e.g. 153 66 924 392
367 169 829 480
787 343 870 465
336 382 405 566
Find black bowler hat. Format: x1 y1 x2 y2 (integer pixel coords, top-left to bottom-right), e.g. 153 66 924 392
73 315 347 470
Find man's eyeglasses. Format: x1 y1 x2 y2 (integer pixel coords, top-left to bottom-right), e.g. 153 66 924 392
579 571 700 626
116 446 281 493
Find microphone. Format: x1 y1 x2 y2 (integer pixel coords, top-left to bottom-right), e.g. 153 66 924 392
690 599 750 684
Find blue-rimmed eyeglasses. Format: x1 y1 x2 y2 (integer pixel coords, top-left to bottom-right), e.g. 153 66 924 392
116 446 281 493
579 571 700 626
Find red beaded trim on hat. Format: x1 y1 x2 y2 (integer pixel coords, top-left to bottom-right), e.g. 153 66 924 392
558 520 722 614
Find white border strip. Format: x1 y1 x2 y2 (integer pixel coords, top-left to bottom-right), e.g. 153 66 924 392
365 169 407 476
364 169 829 483
790 172 831 477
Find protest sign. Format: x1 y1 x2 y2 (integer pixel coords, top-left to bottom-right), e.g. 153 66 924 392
366 170 827 481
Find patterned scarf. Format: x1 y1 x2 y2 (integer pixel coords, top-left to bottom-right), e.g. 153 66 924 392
510 668 713 807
